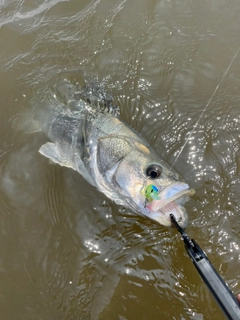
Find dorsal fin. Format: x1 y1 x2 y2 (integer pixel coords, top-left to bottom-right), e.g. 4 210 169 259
74 79 120 116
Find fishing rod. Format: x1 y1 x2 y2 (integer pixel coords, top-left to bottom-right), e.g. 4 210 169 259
170 214 240 320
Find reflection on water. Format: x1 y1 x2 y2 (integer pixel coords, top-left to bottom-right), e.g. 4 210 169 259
1 0 240 319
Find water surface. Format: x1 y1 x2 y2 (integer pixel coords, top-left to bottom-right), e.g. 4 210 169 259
1 0 240 319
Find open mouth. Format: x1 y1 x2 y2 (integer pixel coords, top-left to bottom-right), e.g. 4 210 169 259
143 183 195 228
158 188 195 210
146 183 195 212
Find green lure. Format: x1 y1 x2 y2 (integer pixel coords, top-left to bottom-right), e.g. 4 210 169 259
141 184 161 201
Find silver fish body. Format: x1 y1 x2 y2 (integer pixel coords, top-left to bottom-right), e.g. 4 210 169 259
38 80 194 228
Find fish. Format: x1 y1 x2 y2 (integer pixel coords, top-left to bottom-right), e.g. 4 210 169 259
28 77 195 228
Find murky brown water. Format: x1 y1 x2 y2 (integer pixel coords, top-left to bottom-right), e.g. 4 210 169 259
1 0 240 319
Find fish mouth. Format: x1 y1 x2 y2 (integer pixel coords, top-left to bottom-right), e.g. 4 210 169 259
159 187 194 209
144 183 195 228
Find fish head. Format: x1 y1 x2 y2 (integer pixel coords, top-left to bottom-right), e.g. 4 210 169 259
104 139 194 228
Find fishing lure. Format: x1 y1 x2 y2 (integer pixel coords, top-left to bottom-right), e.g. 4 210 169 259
141 184 161 202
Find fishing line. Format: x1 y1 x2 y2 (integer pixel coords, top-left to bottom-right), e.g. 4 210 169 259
170 45 240 169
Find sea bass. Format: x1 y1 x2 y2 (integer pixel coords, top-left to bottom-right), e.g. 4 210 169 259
34 78 194 228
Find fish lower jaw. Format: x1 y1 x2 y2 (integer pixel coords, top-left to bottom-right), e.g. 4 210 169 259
143 201 188 228
160 202 188 229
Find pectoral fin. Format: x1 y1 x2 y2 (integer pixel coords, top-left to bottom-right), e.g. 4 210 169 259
39 142 76 170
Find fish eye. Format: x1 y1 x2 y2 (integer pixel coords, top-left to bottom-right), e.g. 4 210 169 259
146 164 162 179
